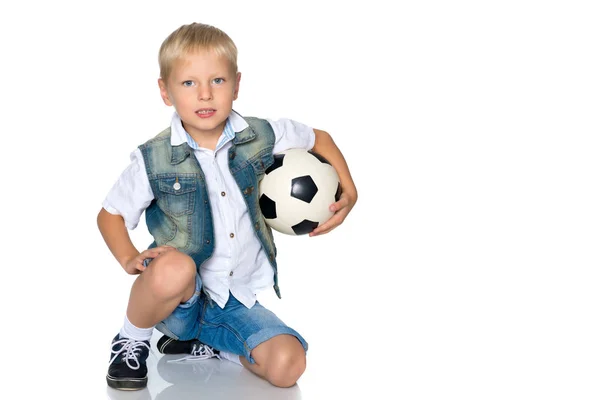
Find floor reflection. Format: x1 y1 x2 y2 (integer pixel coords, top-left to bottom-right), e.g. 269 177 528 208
106 354 302 400
106 386 151 400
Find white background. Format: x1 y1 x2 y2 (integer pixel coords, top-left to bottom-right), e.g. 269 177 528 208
1 0 599 399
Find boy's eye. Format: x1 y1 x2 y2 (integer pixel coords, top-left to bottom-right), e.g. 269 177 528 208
212 78 224 84
182 80 194 87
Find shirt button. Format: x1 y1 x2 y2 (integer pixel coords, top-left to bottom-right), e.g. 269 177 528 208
229 271 233 276
230 233 235 238
221 191 226 196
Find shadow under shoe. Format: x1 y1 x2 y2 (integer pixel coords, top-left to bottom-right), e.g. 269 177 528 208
106 334 151 390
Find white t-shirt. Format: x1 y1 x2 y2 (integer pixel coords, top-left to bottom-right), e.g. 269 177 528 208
103 111 315 309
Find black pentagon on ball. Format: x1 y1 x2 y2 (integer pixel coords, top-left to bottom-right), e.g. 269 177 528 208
259 194 277 219
265 154 284 174
335 182 342 202
291 175 318 203
308 150 331 165
292 219 319 235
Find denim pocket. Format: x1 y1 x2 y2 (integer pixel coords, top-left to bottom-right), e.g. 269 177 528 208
157 176 197 217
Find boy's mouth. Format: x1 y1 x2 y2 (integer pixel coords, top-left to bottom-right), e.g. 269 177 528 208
196 108 216 118
196 108 216 114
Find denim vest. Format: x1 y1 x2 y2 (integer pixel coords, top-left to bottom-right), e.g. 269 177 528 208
138 117 281 298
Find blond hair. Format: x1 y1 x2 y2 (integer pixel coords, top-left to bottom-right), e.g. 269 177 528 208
158 22 238 81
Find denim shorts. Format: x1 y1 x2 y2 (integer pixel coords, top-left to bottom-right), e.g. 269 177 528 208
154 274 308 364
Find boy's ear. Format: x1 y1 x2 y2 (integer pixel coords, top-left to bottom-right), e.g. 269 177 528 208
158 78 173 106
233 72 241 100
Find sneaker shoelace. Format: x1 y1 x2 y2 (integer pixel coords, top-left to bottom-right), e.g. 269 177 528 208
109 338 153 370
168 343 221 363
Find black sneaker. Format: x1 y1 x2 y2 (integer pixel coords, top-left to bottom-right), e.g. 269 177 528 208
106 334 151 390
157 334 220 362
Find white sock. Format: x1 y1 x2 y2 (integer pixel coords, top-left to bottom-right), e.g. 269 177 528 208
219 351 242 366
119 315 154 341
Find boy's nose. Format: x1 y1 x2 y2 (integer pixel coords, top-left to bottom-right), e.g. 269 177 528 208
198 86 212 101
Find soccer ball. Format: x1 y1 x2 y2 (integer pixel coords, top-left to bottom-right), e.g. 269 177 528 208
259 149 341 235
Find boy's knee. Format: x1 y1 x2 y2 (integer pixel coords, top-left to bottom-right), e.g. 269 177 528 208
145 251 196 298
265 346 306 388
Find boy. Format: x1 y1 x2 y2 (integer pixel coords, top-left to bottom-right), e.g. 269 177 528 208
99 22 357 391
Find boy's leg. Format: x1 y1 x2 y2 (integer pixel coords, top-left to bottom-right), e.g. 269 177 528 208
107 250 198 390
198 294 308 388
239 334 306 388
126 250 196 329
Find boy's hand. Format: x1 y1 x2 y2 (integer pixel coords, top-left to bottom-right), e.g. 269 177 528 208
309 191 357 237
122 245 176 275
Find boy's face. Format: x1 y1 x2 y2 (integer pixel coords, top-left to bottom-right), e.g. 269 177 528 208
158 49 241 141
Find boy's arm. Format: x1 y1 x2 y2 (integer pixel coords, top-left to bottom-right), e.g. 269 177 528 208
309 129 358 237
97 208 173 274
